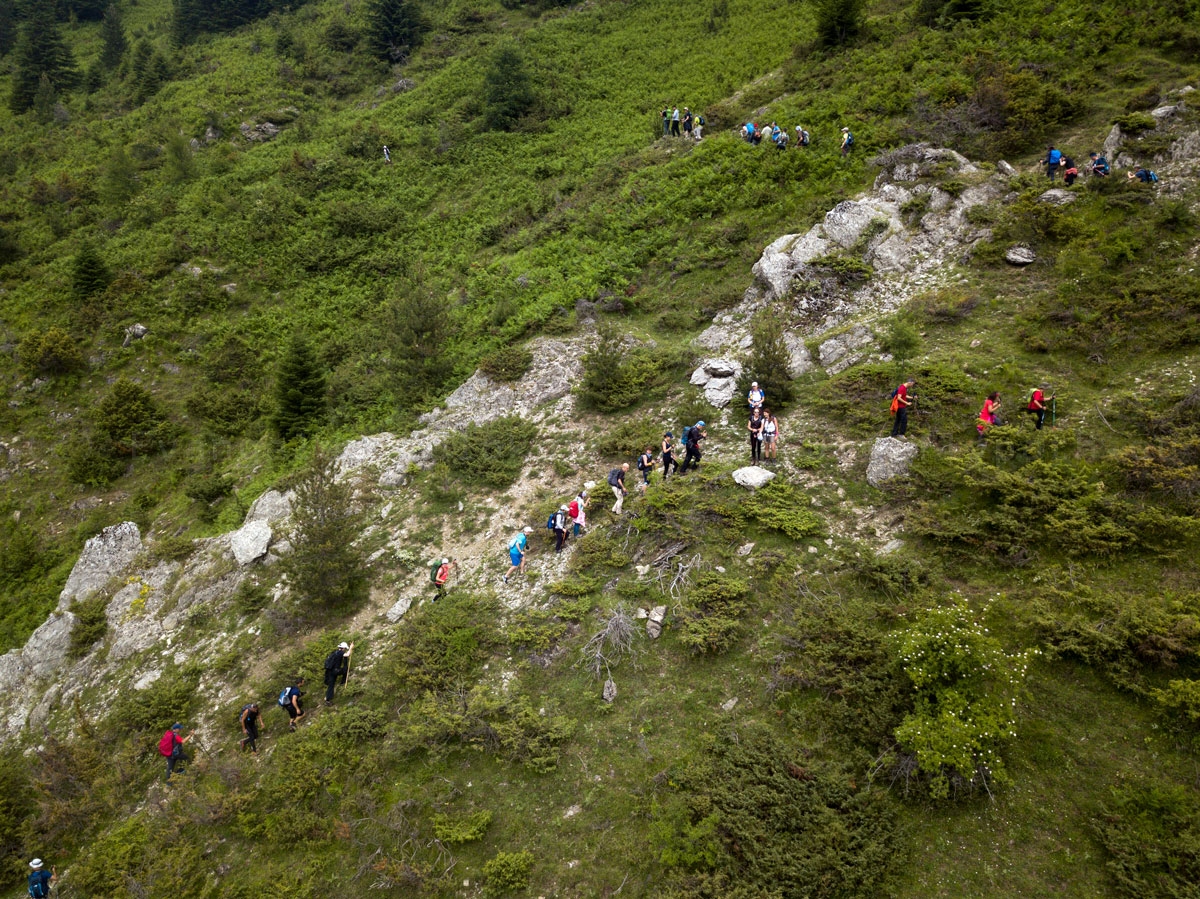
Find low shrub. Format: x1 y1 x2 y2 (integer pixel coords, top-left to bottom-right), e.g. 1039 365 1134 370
432 416 538 489
111 665 201 734
678 572 750 655
478 345 532 382
432 809 493 844
68 596 109 659
18 327 86 377
483 849 535 896
1093 783 1200 899
577 323 692 413
383 592 500 699
744 481 823 540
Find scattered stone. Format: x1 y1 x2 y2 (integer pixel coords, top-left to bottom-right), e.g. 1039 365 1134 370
239 121 281 142
878 538 904 556
564 804 582 818
996 160 1018 177
736 542 755 556
602 679 617 703
866 437 920 487
386 596 413 622
122 323 149 347
1005 245 1037 266
721 697 738 712
58 522 142 612
1038 189 1077 206
732 466 776 489
647 606 667 639
635 607 649 619
230 520 271 565
970 339 982 348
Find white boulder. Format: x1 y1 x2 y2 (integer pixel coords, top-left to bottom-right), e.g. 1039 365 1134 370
732 466 776 489
57 522 142 612
866 437 919 487
230 520 272 565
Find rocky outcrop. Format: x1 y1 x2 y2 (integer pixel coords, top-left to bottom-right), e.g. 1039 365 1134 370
818 326 874 374
866 437 919 487
246 489 293 525
732 466 776 489
1005 245 1037 266
230 520 272 565
1038 189 1077 206
690 358 743 407
57 522 142 612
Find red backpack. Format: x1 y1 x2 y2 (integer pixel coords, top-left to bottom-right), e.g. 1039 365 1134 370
568 500 579 519
158 730 176 757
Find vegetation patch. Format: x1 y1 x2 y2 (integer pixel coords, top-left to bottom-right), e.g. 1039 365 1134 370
432 416 538 489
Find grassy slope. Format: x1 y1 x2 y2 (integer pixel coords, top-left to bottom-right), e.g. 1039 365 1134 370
2 0 1200 895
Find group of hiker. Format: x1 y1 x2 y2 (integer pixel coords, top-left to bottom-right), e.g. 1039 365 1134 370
740 121 850 154
155 641 355 785
661 105 704 140
505 486 589 584
1044 146 1157 185
889 378 1056 440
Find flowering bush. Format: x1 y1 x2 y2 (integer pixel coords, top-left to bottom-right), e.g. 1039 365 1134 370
889 598 1036 800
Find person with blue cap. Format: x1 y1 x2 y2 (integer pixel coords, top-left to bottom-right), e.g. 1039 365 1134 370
680 421 707 474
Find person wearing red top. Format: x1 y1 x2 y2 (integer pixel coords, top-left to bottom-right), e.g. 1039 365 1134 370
891 379 915 437
977 392 1001 441
1026 387 1054 430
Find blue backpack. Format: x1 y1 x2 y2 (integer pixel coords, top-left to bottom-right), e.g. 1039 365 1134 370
547 513 556 530
278 686 291 708
681 425 692 448
1049 149 1062 165
28 871 52 899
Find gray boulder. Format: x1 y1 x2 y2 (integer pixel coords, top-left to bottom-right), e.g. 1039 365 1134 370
122 323 149 347
783 333 814 378
647 605 667 639
24 612 77 680
58 522 142 612
246 489 293 525
1038 189 1077 206
732 466 776 489
602 679 617 702
691 358 744 408
1005 245 1036 266
230 520 272 565
866 437 919 487
817 325 874 373
996 160 1018 177
1103 124 1123 159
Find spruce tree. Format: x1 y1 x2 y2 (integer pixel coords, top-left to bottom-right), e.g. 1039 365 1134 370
740 310 795 411
386 289 452 407
32 72 54 122
367 0 425 61
273 335 326 441
101 146 139 206
9 0 77 113
0 0 16 58
72 242 111 299
810 0 866 46
483 43 536 131
99 4 127 70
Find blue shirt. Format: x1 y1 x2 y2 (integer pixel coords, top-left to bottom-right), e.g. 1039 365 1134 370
29 870 53 897
508 533 527 553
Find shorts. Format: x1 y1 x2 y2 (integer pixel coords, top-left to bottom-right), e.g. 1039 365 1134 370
285 704 301 719
763 434 776 445
509 549 523 567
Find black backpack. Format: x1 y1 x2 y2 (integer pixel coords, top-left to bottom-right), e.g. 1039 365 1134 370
324 650 341 671
608 468 622 487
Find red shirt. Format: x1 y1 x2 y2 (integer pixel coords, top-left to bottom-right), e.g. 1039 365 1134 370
1028 389 1044 410
895 383 910 405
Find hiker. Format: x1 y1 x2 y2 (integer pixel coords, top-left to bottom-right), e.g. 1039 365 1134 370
609 463 630 514
159 722 193 782
795 125 810 147
771 123 787 150
27 859 57 898
382 145 391 164
671 106 681 137
890 378 915 437
553 505 570 553
239 702 261 753
1129 167 1159 183
569 490 588 537
661 432 679 479
281 677 305 731
637 446 655 493
680 421 707 473
693 112 704 141
747 381 765 411
432 558 455 599
762 409 780 462
682 108 693 139
1088 152 1110 176
748 408 764 463
977 392 1001 440
504 526 533 584
323 642 353 703
661 107 670 137
840 127 854 157
1026 386 1054 430
1045 145 1062 180
1062 156 1079 186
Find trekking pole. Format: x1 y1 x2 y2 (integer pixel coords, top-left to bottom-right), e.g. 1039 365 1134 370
1051 396 1056 427
344 642 355 687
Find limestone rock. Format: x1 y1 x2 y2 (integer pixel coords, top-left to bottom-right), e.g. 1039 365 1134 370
58 522 142 611
817 325 874 373
245 489 293 525
386 595 413 622
1103 124 1123 159
732 466 776 489
690 358 744 408
122 323 149 347
24 612 77 680
822 201 892 250
230 520 271 565
239 121 280 141
866 437 920 487
647 605 667 639
878 538 904 555
602 679 617 702
1038 189 1077 206
1005 245 1036 266
996 160 1018 177
721 697 739 712
783 333 813 378
1151 105 1180 121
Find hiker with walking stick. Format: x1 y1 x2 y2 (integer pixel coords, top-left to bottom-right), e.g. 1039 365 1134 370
324 642 353 704
1026 385 1055 430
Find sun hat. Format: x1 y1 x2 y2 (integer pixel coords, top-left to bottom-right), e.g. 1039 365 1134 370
30 859 43 870
338 641 350 650
523 526 533 534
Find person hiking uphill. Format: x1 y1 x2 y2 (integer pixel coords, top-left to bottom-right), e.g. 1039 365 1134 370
431 558 456 599
609 463 630 514
890 379 915 437
239 702 262 753
840 127 854 157
504 526 533 584
661 432 679 479
977 391 1001 441
27 859 57 898
323 641 353 704
748 408 764 464
1045 145 1062 180
680 421 707 473
637 446 655 493
1026 386 1054 430
159 722 193 782
280 677 305 731
569 490 588 537
552 506 570 553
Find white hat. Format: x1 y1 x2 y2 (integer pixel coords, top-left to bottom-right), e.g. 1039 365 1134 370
752 381 759 386
30 859 43 869
560 505 568 511
523 526 533 533
441 558 449 565
841 127 849 132
338 642 350 650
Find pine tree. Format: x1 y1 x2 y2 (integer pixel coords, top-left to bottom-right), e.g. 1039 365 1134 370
99 4 127 70
740 310 795 411
95 378 175 457
367 0 425 61
483 43 536 131
0 0 16 58
163 133 195 182
386 289 453 407
9 0 77 113
32 72 55 122
100 146 139 206
810 0 866 46
272 335 326 441
72 242 111 299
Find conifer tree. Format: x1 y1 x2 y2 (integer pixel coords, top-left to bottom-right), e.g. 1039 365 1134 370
740 310 795 410
386 289 453 407
100 146 139 206
95 378 175 457
99 4 127 70
72 242 111 300
0 0 16 58
9 0 77 113
483 43 536 131
32 72 55 122
163 133 195 182
810 0 866 46
272 335 326 441
367 0 425 61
